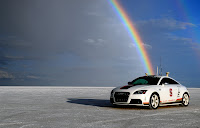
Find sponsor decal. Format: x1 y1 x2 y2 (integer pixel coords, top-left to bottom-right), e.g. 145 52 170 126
169 88 173 97
168 99 174 102
176 98 182 101
177 98 182 100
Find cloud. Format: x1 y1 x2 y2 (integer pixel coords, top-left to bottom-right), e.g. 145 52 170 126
86 12 102 17
26 75 40 79
128 43 136 48
0 35 44 66
137 18 196 30
0 70 14 79
85 39 95 43
129 42 152 49
0 36 31 50
0 54 43 66
119 56 137 61
143 43 152 49
165 34 193 44
0 0 134 61
85 38 106 47
0 0 149 85
133 17 197 57
190 42 200 50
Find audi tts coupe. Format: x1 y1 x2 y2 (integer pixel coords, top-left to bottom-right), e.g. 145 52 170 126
110 75 190 109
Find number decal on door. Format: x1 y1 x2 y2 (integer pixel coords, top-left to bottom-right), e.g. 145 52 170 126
169 88 173 97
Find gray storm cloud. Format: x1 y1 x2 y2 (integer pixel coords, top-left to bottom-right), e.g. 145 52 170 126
1 0 198 86
0 0 144 86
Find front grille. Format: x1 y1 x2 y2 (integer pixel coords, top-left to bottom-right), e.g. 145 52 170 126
114 92 130 102
130 99 142 104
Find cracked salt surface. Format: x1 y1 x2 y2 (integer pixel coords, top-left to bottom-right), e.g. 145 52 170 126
0 87 199 128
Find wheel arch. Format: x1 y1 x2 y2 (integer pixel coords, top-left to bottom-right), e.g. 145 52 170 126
182 91 190 106
183 91 190 98
148 91 160 109
145 90 161 103
152 92 160 100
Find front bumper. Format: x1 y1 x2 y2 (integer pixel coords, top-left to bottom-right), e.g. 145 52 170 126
110 92 149 106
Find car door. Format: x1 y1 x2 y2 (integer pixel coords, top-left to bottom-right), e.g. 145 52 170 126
167 78 179 102
159 78 178 103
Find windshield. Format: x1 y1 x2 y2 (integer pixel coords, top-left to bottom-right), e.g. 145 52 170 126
130 76 160 85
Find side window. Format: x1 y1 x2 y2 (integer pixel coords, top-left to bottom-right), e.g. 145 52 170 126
168 78 179 84
160 78 169 85
160 78 179 85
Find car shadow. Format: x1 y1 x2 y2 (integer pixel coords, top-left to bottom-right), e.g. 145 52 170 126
67 98 112 107
67 98 185 110
66 98 150 109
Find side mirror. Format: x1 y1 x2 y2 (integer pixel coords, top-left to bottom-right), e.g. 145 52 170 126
161 83 165 87
128 82 132 85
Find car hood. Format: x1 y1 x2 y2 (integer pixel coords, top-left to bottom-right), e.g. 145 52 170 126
114 85 157 92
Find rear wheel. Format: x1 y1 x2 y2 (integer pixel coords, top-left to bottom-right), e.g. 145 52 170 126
149 93 159 109
182 93 189 106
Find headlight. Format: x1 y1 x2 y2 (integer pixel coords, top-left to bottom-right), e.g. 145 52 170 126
133 90 147 94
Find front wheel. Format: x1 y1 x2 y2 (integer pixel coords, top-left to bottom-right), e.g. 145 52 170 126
182 93 189 106
149 93 160 109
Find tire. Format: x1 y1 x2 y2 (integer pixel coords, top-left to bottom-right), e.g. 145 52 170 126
149 93 160 109
182 93 189 106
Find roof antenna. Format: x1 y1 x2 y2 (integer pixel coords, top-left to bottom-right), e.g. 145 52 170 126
159 56 162 76
156 66 158 76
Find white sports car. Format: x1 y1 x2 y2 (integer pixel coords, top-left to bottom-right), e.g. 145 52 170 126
110 75 190 109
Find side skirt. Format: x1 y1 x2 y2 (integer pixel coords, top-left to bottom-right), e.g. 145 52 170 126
159 102 182 106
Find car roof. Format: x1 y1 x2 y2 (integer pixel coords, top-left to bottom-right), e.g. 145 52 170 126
142 75 162 78
142 75 175 80
143 75 180 85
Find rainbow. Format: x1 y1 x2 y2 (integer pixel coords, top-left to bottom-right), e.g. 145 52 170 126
109 0 154 75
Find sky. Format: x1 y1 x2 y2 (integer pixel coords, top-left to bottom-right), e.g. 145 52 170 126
0 0 200 87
